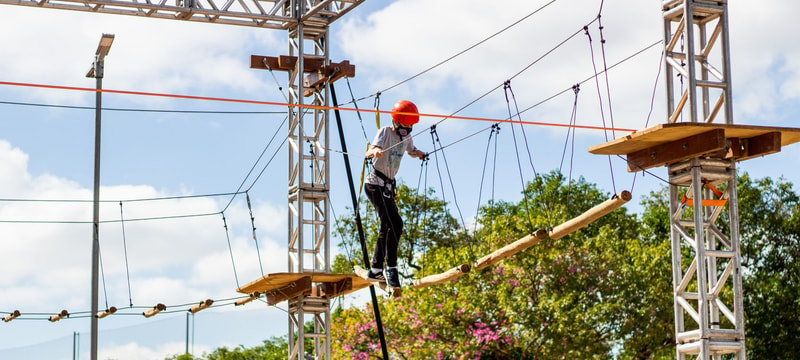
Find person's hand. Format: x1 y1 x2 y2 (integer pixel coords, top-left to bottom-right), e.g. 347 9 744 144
368 147 384 159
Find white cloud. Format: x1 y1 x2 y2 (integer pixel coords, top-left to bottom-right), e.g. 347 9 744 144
0 6 282 105
96 341 211 360
0 140 284 311
338 0 800 132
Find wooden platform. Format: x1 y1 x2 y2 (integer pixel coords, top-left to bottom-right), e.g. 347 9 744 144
237 272 372 305
589 123 800 171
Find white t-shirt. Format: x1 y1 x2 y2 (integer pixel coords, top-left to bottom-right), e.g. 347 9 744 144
365 126 416 186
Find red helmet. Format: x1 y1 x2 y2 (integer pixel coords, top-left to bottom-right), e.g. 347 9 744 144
391 100 419 126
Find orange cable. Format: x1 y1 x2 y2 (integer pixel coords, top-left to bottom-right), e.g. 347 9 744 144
0 80 637 133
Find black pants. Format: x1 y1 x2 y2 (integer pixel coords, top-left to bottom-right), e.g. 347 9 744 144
365 183 403 268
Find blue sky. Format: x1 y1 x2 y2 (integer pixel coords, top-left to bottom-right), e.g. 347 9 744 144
1 0 800 359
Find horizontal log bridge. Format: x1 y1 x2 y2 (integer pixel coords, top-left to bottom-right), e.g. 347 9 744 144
410 264 471 289
412 191 632 289
474 191 631 270
548 190 632 240
473 229 548 271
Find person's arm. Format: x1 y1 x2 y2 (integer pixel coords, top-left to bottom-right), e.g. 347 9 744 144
408 147 426 159
366 145 384 159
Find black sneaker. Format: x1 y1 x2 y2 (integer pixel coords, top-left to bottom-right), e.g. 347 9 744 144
385 267 401 288
366 269 385 283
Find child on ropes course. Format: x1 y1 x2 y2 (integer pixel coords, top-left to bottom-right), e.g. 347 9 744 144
364 100 427 288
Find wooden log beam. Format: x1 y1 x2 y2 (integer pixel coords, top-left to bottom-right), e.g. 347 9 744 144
549 190 632 240
472 229 549 271
189 299 214 314
410 264 471 289
3 310 20 323
235 292 261 306
143 304 166 318
49 309 69 322
96 306 117 319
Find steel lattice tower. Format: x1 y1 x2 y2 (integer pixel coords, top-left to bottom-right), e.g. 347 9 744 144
285 1 330 358
0 1 364 359
662 1 746 358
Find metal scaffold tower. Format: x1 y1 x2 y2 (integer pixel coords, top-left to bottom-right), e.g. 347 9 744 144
662 1 745 358
593 1 798 358
0 1 364 359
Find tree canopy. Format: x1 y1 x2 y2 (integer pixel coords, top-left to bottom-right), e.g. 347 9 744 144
174 171 800 359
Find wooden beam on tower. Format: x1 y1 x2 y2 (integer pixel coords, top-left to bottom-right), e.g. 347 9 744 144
627 129 726 172
250 55 356 96
312 278 353 298
589 123 800 172
265 276 313 306
739 131 781 161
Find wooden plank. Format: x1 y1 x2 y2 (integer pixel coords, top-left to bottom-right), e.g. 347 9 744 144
589 123 800 157
249 55 281 70
249 55 326 73
626 129 726 171
472 229 548 270
266 276 312 306
312 278 353 298
237 272 370 296
549 190 632 240
740 131 781 161
410 264 471 289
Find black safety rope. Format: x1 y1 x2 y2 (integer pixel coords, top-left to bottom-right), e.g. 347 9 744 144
428 125 477 264
597 14 617 139
347 0 560 105
631 49 666 192
584 24 618 196
474 123 500 234
346 77 371 143
220 117 287 213
411 156 431 275
119 201 134 307
221 213 241 290
246 192 266 278
503 81 551 231
429 125 468 229
491 124 500 203
330 83 391 360
559 85 581 210
99 250 110 310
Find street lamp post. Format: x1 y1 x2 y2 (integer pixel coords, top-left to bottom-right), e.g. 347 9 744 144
86 33 114 360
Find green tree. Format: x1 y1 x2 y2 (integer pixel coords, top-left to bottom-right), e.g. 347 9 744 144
623 173 800 358
333 183 464 277
332 171 675 359
736 173 800 358
183 172 800 359
164 336 288 360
